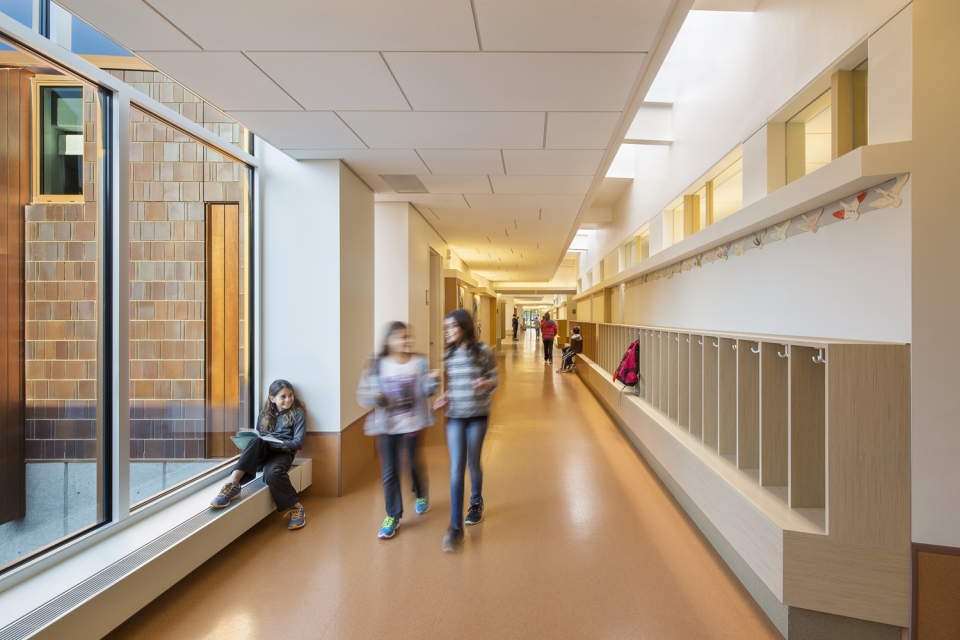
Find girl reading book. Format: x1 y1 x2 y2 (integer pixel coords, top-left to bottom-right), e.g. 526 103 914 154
209 379 308 530
358 322 440 539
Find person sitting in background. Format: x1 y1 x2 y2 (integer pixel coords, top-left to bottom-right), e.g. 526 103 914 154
558 327 583 373
209 379 307 530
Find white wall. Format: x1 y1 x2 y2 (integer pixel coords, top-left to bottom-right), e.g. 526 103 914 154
869 4 913 145
580 0 912 277
261 145 373 432
374 202 410 341
622 190 911 342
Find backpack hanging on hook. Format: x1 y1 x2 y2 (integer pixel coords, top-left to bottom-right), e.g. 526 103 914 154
613 340 641 404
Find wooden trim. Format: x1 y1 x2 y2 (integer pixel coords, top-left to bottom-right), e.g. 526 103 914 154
79 54 155 71
912 542 960 640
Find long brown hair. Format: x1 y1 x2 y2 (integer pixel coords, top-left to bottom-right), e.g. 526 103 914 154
259 379 306 432
444 309 483 365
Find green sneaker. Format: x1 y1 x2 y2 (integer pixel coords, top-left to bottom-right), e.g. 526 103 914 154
415 497 430 515
378 516 400 539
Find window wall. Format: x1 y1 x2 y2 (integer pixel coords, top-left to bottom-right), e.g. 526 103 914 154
0 18 254 572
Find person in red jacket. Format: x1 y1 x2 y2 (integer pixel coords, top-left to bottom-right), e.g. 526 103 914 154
540 312 558 364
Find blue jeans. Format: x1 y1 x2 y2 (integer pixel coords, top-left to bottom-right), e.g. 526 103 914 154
377 432 427 519
446 416 488 530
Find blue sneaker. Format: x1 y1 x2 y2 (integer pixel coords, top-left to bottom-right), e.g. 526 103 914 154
378 516 400 539
415 497 430 515
210 482 241 508
287 505 305 530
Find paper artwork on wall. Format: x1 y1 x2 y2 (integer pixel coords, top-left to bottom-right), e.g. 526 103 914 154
626 174 910 291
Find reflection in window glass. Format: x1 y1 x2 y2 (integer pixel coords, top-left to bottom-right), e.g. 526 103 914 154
672 203 684 244
70 15 132 57
0 0 32 28
39 85 84 197
0 46 107 570
128 109 249 506
786 90 832 183
712 158 743 222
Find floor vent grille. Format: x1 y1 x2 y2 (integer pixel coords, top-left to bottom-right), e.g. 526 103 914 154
0 480 264 640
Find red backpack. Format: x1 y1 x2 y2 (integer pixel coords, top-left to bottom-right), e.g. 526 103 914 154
613 340 640 386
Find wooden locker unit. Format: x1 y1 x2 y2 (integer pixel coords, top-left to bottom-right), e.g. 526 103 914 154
678 334 690 429
737 340 760 472
789 346 826 509
760 342 789 487
703 337 719 449
718 338 737 458
667 332 679 421
689 336 703 439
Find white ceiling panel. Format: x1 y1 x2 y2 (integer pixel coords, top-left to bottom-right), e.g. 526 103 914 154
472 0 673 52
376 193 469 208
285 149 428 174
491 175 593 195
418 175 492 194
337 112 545 149
56 0 201 51
144 0 479 51
359 175 395 193
417 150 505 175
502 150 605 176
227 111 365 149
246 53 410 111
383 53 645 111
465 194 585 209
546 112 622 149
139 52 302 111
432 208 541 220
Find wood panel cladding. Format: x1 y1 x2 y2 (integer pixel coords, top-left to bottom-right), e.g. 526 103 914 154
205 204 240 458
0 68 31 524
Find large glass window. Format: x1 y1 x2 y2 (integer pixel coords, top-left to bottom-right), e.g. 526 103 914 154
0 0 32 28
786 90 832 183
0 39 109 571
712 158 743 222
128 108 250 507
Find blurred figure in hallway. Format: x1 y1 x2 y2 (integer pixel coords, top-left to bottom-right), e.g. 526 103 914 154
358 322 440 540
540 312 557 365
512 312 519 341
434 309 499 552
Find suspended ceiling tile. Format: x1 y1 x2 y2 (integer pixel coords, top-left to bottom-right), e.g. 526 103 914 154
246 53 410 111
144 0 478 51
472 0 672 52
418 175 493 194
465 194 585 209
490 175 593 195
502 149 604 175
376 193 470 208
285 149 428 174
417 150 505 175
383 52 645 111
56 0 201 51
546 112 622 149
228 111 366 149
138 52 302 111
358 175 395 193
431 208 541 219
337 111 544 149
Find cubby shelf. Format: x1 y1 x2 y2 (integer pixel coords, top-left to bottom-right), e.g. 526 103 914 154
576 321 911 629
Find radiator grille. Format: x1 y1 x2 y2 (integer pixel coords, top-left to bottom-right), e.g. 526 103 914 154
0 480 265 640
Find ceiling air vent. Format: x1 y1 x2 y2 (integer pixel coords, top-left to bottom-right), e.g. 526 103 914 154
380 174 428 193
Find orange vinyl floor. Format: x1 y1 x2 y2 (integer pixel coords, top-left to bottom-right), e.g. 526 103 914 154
107 330 781 640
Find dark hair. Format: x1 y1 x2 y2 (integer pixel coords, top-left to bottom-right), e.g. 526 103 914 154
259 379 306 432
379 321 408 359
572 326 580 334
544 312 551 321
444 309 483 364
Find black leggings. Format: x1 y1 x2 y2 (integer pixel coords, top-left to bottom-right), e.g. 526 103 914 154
234 438 298 512
543 338 554 361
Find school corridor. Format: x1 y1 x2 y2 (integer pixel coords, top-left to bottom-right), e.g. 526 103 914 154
105 334 779 640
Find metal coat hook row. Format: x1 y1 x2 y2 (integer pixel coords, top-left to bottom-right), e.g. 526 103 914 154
777 345 790 358
751 346 760 354
812 349 826 364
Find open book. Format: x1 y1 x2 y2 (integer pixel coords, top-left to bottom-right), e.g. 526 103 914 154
230 428 285 450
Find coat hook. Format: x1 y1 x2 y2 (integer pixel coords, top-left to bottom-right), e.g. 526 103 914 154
698 338 703 346
675 335 679 341
732 343 738 350
777 345 790 358
686 337 690 343
812 348 826 364
751 345 760 354
712 340 719 348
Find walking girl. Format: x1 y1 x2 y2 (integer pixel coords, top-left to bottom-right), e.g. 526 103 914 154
209 380 307 530
358 322 440 539
540 312 558 364
433 309 499 552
